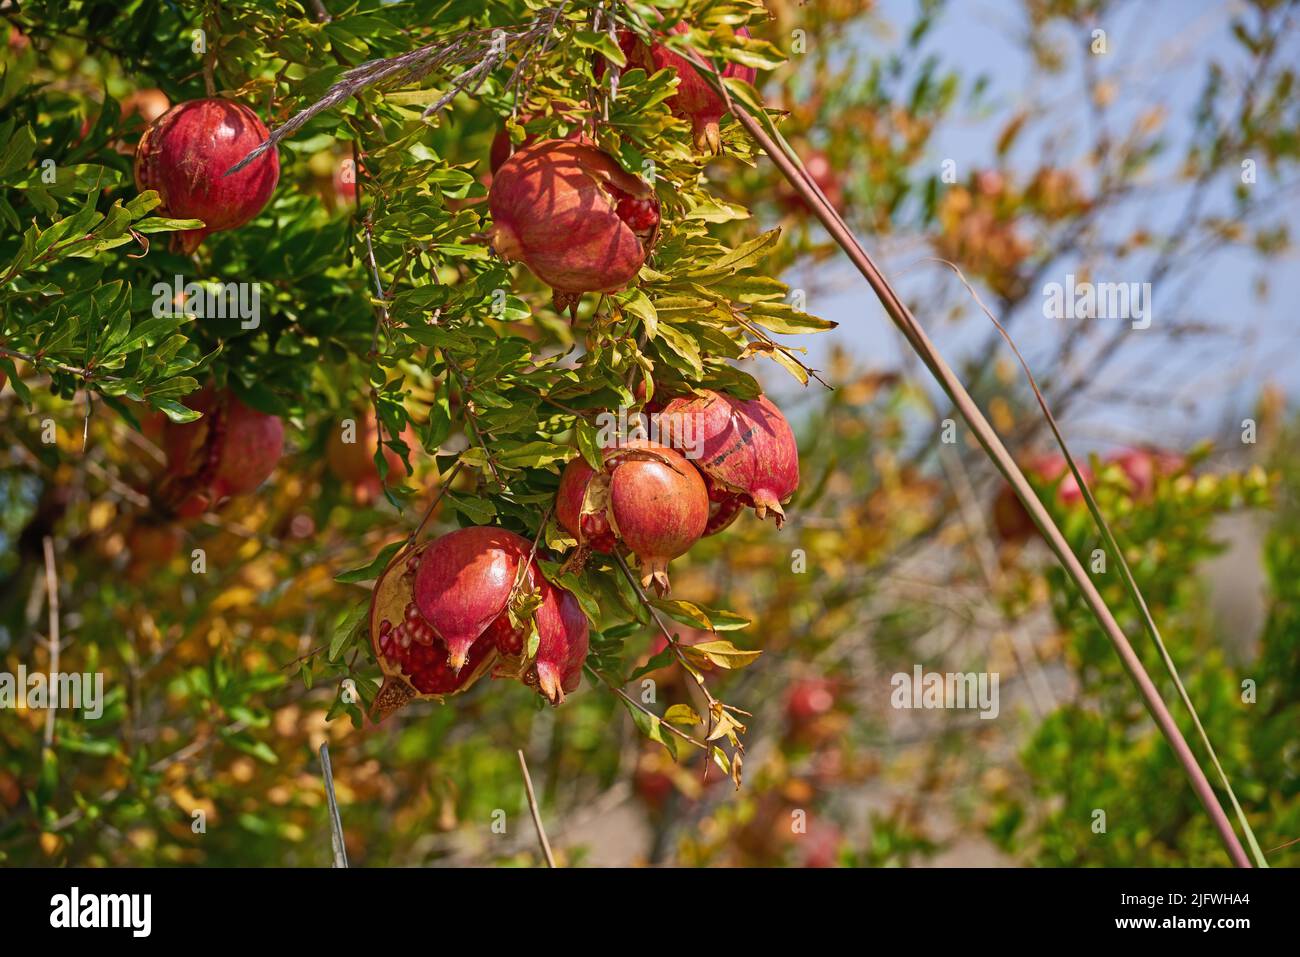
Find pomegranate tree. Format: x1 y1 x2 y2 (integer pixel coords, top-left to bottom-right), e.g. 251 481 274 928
616 23 758 154
156 387 284 518
488 139 660 316
134 98 280 254
658 390 800 529
556 439 709 595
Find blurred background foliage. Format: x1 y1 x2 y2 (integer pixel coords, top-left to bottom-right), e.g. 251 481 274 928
1 0 1297 867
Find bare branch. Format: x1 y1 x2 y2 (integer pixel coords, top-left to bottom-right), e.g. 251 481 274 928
225 11 568 177
516 748 556 868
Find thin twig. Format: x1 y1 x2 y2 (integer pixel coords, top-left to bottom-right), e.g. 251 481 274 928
319 743 349 868
587 666 705 751
516 748 556 868
41 537 60 751
408 460 463 548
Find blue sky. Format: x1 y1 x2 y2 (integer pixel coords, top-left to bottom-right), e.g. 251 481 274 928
773 0 1300 447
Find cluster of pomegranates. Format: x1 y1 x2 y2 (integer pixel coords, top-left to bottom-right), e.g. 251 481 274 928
369 525 589 720
993 446 1187 543
366 386 800 719
556 388 800 595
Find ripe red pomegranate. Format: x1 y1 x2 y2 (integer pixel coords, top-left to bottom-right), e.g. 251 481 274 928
992 453 1093 543
488 139 660 316
370 538 503 719
785 677 837 726
658 390 799 529
134 98 280 254
525 579 590 704
157 387 284 518
412 525 533 673
556 440 709 594
325 410 416 503
489 117 588 174
616 24 758 154
1107 447 1185 500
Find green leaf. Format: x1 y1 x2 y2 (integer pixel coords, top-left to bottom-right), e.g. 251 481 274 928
624 699 678 760
330 601 369 661
334 541 404 584
575 419 603 471
573 31 626 67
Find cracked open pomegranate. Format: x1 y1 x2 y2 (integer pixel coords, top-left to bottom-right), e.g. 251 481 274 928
134 97 279 254
489 139 659 316
616 23 757 154
658 390 799 530
369 525 589 718
157 386 284 518
556 439 709 595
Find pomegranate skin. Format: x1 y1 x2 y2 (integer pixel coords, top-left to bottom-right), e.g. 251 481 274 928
607 441 709 594
555 455 618 552
529 580 590 704
556 441 709 592
488 140 659 313
660 390 799 527
159 387 284 517
134 98 279 254
619 24 757 154
413 526 532 672
489 119 589 174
